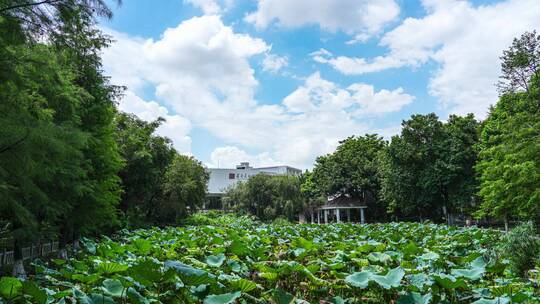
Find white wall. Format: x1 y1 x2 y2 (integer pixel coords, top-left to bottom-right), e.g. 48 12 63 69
207 165 301 194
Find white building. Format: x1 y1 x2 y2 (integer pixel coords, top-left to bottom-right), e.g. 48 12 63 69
207 162 302 196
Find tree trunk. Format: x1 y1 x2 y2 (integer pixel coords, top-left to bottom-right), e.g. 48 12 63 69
504 213 509 233
12 241 26 278
58 223 72 259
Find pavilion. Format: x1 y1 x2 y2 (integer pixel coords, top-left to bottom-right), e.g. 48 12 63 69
311 195 367 224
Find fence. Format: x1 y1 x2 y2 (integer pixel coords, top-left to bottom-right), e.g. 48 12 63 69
0 240 59 266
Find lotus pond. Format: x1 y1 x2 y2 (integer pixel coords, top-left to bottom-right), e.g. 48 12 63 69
1 215 539 303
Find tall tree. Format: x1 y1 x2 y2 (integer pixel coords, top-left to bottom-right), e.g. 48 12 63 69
380 114 446 221
115 113 176 227
477 31 540 231
380 113 478 223
442 114 480 218
312 134 387 220
154 155 209 224
224 174 304 221
0 0 122 272
497 30 540 97
476 90 540 229
0 13 92 275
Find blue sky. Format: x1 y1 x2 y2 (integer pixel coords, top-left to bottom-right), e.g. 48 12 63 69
99 0 540 169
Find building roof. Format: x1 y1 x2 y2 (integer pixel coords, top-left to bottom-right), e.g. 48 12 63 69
318 195 367 210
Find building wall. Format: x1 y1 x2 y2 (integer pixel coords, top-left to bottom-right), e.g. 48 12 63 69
207 163 302 195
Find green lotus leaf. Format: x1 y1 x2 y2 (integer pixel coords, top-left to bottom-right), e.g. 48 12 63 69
229 278 257 293
22 281 47 304
402 242 421 257
371 267 405 289
89 293 116 304
345 271 372 289
397 292 432 304
164 260 215 285
434 274 468 289
272 289 294 304
451 267 484 281
126 287 150 304
131 239 152 255
0 277 22 300
419 251 440 261
102 279 124 297
229 239 249 256
97 262 129 274
471 297 511 304
129 259 163 286
407 273 433 290
367 252 392 264
206 253 226 267
203 291 241 304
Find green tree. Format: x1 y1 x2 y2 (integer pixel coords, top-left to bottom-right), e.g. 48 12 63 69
476 91 540 229
497 30 540 97
154 155 209 224
299 171 326 221
115 113 176 227
224 174 304 221
477 31 540 231
441 115 480 219
380 113 479 222
312 134 387 220
0 0 122 272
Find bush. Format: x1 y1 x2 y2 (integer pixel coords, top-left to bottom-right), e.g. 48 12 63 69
272 217 292 226
182 211 256 226
503 221 540 277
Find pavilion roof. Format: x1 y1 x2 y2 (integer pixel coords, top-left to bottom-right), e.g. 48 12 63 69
317 195 367 209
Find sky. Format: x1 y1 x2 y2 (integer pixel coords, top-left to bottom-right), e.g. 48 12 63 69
99 0 540 170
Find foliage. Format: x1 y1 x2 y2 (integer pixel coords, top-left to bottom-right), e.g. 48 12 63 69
224 174 304 221
115 113 176 227
0 0 124 266
312 135 387 219
152 155 209 224
497 30 540 95
476 32 540 228
502 222 540 277
182 211 256 226
380 114 479 222
1 215 538 303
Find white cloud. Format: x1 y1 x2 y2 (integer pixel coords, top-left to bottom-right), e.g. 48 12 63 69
245 0 400 41
314 0 540 117
208 146 278 168
312 49 405 74
184 0 233 15
118 91 192 153
262 53 288 73
103 16 411 169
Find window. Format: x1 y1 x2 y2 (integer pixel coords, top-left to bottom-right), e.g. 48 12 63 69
229 173 235 179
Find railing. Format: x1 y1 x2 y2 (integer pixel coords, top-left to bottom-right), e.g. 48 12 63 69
0 241 60 266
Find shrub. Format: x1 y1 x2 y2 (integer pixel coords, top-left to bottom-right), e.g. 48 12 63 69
503 221 540 277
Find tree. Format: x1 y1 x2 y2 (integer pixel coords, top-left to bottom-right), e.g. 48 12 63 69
115 113 176 227
224 174 304 221
0 38 89 275
477 31 540 231
154 155 209 224
299 171 326 221
312 135 387 220
0 0 123 273
476 91 540 229
380 113 479 223
498 30 540 96
441 115 480 218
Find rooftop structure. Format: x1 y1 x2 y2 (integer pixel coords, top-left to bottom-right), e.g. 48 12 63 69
207 162 302 196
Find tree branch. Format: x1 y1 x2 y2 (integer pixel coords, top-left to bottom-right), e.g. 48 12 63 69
0 129 29 154
0 0 63 13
